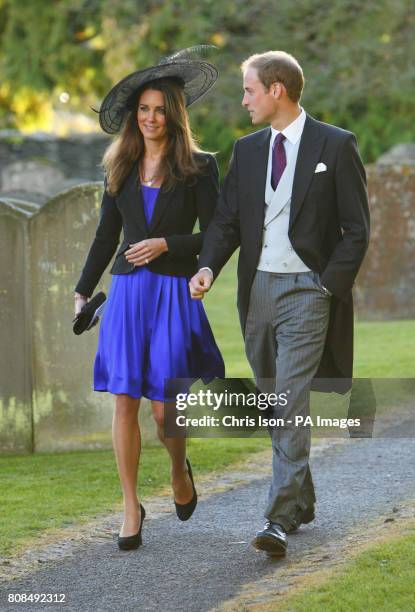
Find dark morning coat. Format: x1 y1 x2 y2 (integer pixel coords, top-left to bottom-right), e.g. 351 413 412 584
198 114 370 392
75 153 219 297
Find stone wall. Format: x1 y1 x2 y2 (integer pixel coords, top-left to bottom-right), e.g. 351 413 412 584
355 163 415 319
0 131 109 202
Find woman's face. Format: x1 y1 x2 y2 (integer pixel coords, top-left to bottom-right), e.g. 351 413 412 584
137 88 168 143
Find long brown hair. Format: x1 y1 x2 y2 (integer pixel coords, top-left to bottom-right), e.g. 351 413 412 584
103 78 208 194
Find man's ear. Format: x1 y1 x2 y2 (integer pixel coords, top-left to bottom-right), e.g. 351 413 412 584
271 82 283 98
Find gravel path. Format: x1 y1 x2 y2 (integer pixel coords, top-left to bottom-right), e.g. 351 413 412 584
1 420 414 611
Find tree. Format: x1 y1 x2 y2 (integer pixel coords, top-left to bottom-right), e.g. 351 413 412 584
1 0 414 163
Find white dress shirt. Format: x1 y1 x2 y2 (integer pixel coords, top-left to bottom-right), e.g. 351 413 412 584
257 107 311 274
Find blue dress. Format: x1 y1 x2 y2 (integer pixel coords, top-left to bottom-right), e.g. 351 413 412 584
93 185 225 401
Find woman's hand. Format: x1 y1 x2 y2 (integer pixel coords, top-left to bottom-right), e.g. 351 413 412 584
74 293 88 317
124 238 168 266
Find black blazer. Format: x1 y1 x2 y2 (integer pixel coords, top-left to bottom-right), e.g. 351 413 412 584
198 114 370 386
75 152 219 297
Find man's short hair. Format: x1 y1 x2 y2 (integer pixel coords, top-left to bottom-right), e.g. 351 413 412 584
241 51 304 102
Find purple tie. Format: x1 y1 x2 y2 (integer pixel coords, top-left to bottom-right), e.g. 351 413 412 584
271 132 286 190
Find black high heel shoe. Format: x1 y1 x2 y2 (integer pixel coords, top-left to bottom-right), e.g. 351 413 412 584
174 459 198 521
117 504 146 550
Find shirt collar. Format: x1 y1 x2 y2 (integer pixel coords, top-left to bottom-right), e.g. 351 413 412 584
270 107 306 146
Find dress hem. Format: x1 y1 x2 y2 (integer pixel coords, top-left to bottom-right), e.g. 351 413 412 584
93 371 225 402
94 387 191 402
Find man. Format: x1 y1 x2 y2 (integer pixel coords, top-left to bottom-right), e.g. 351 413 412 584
189 51 370 557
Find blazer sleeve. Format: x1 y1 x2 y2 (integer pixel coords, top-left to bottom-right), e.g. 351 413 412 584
320 133 370 298
74 179 123 297
198 142 241 278
164 154 219 258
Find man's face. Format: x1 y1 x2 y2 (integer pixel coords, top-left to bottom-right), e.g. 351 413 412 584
242 67 276 125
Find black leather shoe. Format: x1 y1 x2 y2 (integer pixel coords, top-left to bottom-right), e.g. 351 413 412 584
286 507 315 534
252 521 287 557
174 459 197 521
117 504 146 551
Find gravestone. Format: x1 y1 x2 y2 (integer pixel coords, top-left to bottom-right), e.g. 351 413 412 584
0 184 156 454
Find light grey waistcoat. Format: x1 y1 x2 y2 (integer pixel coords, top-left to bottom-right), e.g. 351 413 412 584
257 136 310 273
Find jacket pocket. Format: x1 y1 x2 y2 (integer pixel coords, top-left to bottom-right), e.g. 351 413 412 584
310 271 330 297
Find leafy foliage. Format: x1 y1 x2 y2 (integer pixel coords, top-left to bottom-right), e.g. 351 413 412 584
0 0 414 162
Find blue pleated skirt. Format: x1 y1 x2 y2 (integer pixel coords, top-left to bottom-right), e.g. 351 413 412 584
93 267 225 401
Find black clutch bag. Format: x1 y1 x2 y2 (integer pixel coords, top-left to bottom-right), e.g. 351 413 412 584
72 292 106 335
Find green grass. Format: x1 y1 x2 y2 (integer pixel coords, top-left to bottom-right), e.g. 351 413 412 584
0 437 267 558
354 319 415 377
279 529 415 612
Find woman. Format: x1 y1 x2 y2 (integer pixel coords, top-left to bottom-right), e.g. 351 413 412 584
74 49 224 551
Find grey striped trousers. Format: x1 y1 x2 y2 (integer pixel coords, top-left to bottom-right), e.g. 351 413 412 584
245 270 331 531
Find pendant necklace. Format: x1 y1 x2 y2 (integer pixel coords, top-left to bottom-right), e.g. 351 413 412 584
140 161 160 186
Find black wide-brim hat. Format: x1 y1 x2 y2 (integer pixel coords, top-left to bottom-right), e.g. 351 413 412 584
98 45 218 135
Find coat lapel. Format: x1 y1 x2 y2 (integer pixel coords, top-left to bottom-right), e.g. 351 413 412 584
120 165 148 232
289 114 326 228
251 128 271 243
148 180 175 233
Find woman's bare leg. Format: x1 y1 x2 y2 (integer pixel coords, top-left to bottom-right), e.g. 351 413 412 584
151 400 194 504
113 394 142 536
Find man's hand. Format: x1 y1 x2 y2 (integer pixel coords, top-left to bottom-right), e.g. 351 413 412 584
125 238 168 266
189 269 213 300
